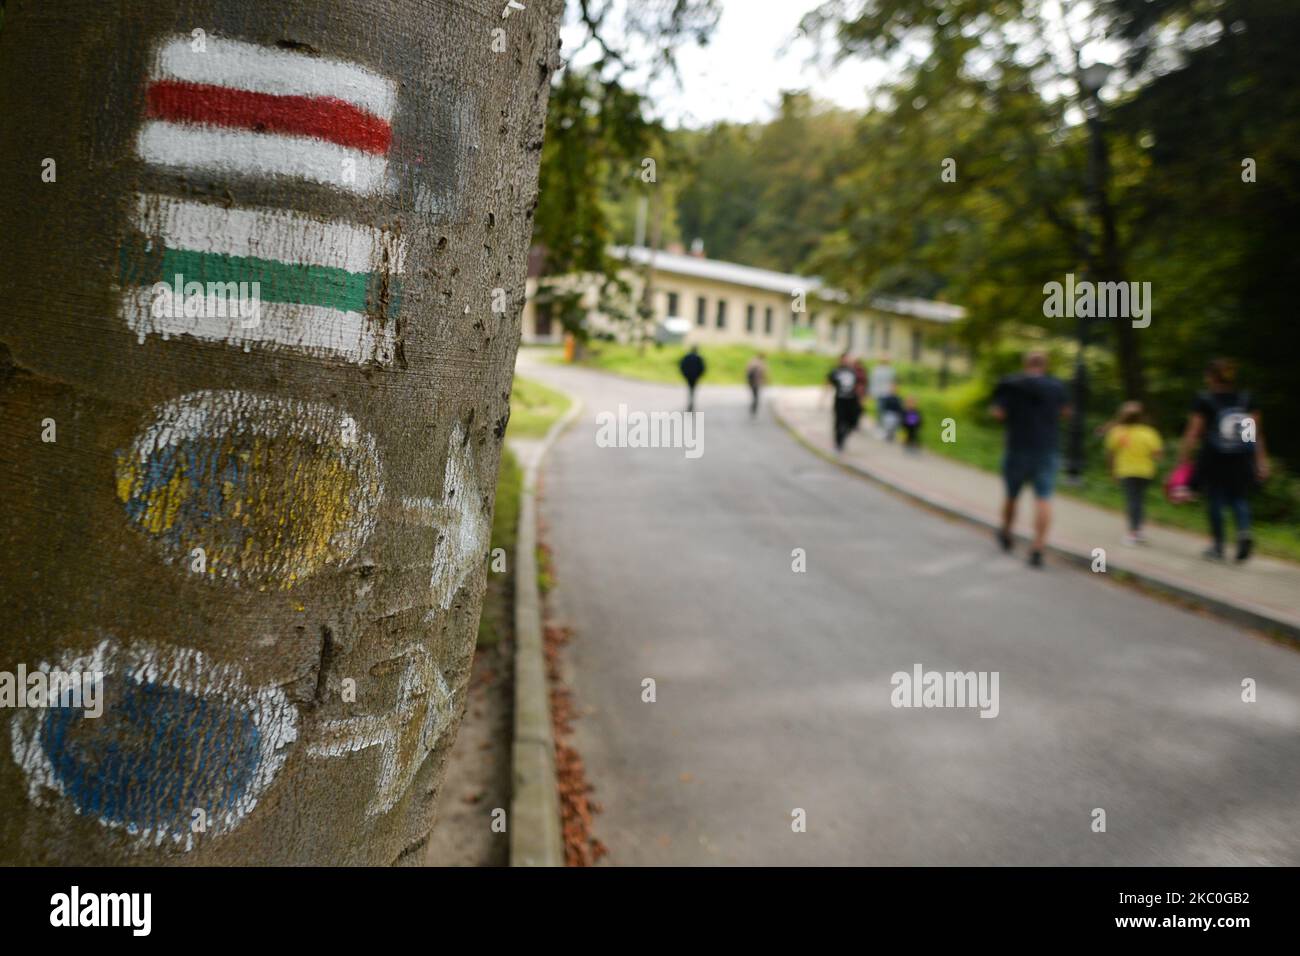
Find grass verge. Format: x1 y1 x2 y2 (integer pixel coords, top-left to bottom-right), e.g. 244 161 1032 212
507 376 573 440
553 341 836 386
476 448 521 648
477 375 574 647
905 382 1300 562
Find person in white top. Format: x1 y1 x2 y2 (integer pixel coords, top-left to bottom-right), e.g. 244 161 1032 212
868 357 896 429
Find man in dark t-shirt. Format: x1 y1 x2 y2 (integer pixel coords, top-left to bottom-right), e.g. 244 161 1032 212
990 351 1071 567
828 353 860 452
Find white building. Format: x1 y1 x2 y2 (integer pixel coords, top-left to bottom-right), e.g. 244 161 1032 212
520 246 969 372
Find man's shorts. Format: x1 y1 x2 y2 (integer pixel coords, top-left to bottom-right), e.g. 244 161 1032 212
1003 449 1059 500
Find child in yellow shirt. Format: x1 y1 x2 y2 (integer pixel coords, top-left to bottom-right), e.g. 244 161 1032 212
1105 401 1164 544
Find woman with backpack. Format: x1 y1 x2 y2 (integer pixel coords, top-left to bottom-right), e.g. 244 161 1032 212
1176 359 1271 562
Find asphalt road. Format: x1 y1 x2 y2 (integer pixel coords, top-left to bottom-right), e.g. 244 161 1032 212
521 354 1300 865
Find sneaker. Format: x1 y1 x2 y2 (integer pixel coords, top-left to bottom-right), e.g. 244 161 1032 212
1123 533 1139 547
1028 550 1044 569
1133 530 1149 544
1236 535 1254 563
1202 546 1225 561
997 530 1012 553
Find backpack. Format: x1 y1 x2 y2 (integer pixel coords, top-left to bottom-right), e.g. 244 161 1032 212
1204 391 1254 455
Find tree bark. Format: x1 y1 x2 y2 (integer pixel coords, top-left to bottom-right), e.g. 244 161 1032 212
1085 112 1145 401
0 0 563 864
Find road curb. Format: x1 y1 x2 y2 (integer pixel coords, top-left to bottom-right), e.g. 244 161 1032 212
771 400 1300 644
508 394 582 867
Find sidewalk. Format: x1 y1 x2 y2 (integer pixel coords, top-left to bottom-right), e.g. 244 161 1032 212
773 389 1300 638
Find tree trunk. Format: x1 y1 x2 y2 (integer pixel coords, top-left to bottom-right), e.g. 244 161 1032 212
0 0 563 864
1085 112 1145 401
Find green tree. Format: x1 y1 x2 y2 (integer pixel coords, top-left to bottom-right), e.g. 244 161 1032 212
532 1 721 341
1105 0 1300 458
673 93 857 272
802 0 1156 397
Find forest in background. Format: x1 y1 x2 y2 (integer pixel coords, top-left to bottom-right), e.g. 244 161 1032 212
533 0 1299 474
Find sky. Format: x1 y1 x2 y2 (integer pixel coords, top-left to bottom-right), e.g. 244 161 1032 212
559 0 894 128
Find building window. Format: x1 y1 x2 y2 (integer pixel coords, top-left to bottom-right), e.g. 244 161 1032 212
666 291 680 318
696 296 707 327
868 321 876 350
716 299 727 329
746 304 755 332
764 306 774 335
846 321 855 352
911 328 923 362
882 320 892 351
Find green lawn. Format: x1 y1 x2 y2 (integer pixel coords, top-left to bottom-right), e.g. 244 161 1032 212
554 341 834 386
906 382 1300 562
477 376 574 647
506 375 573 439
477 448 521 648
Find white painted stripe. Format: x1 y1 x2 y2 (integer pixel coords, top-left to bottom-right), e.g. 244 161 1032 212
137 121 390 194
122 288 396 365
134 194 405 275
155 34 395 120
430 423 490 610
399 497 441 525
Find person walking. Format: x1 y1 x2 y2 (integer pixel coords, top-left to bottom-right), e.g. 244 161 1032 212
901 396 923 453
828 352 860 452
878 384 904 442
746 352 767 418
1104 401 1163 545
852 357 869 430
679 346 705 413
868 356 895 432
990 350 1071 568
1176 358 1269 562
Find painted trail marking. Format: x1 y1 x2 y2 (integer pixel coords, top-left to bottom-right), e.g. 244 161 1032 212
10 640 298 851
431 425 490 609
402 424 491 610
120 194 404 364
306 645 453 817
398 496 441 525
115 390 383 589
139 34 396 194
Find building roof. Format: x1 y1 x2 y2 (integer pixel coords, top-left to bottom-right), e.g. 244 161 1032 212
870 295 966 323
613 245 820 296
612 246 966 324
